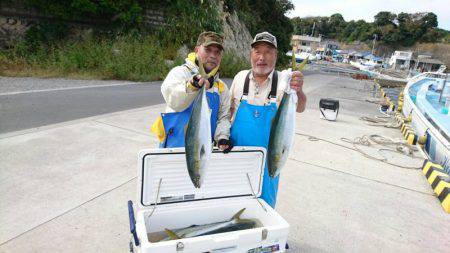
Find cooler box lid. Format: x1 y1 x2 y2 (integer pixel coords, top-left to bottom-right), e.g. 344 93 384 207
320 98 339 110
138 147 266 208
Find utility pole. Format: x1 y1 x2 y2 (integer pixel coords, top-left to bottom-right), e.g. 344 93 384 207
311 22 316 37
371 34 377 55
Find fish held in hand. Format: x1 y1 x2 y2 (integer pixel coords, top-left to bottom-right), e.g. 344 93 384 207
185 61 212 188
267 88 297 178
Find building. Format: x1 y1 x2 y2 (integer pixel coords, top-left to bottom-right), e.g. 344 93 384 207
388 51 445 72
320 40 340 51
412 55 445 72
315 40 340 57
291 35 322 53
388 51 413 70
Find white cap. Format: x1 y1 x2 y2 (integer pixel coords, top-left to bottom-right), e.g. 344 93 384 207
251 31 277 48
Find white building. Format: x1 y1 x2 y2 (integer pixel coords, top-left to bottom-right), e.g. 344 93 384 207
291 35 322 53
388 51 413 70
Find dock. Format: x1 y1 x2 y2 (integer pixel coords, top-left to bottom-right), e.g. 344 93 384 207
1 72 449 252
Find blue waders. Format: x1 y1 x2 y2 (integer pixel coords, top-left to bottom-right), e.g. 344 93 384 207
230 71 280 208
160 89 220 148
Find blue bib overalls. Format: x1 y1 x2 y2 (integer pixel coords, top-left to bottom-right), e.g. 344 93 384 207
160 89 220 148
230 71 280 208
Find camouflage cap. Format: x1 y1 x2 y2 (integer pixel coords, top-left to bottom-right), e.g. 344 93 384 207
196 31 224 50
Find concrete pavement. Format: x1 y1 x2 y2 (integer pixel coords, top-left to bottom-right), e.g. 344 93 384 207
1 73 449 253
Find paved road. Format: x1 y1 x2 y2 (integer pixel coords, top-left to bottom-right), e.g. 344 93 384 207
0 79 165 134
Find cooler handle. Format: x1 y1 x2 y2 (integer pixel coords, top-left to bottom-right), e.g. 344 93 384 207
128 200 140 246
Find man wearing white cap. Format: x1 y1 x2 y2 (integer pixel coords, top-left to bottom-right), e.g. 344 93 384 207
229 31 306 208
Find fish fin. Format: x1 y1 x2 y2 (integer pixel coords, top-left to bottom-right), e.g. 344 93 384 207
200 145 205 159
232 208 246 222
164 228 181 240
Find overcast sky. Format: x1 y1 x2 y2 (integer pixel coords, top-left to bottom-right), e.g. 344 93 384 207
287 0 450 30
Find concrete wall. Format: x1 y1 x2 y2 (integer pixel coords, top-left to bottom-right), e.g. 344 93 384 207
0 1 164 47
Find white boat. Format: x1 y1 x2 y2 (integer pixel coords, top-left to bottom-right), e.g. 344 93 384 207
402 71 450 172
286 51 316 61
349 59 381 71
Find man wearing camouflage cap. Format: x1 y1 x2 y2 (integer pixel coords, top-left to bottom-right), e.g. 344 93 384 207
152 31 232 152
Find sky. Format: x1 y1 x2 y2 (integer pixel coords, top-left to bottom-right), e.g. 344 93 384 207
287 0 450 30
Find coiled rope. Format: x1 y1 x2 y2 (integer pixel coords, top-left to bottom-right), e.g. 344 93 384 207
296 133 423 170
359 116 401 128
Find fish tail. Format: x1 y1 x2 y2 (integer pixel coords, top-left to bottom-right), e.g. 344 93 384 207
297 56 309 72
198 61 207 78
164 228 181 240
291 47 297 69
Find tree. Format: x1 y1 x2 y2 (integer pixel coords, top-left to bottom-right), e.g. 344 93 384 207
422 12 438 29
397 12 409 25
232 0 294 64
342 20 356 42
374 11 396 26
290 11 448 47
328 13 345 38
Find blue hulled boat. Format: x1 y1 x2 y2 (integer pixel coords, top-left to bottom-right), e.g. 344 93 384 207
402 71 450 172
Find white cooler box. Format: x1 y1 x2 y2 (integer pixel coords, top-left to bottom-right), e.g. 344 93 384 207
128 147 290 253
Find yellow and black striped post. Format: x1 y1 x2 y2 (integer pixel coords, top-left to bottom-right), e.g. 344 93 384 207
397 101 403 112
404 114 412 123
406 133 418 145
437 181 450 213
401 123 410 134
402 127 414 139
422 160 450 213
395 113 405 124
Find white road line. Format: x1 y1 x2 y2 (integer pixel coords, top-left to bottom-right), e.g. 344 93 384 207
0 82 139 96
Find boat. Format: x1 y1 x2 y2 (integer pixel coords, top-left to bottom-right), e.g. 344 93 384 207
374 69 409 88
402 71 450 172
350 59 381 71
374 62 448 89
286 51 317 61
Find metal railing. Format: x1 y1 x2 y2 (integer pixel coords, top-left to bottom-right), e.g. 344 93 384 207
438 73 449 103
